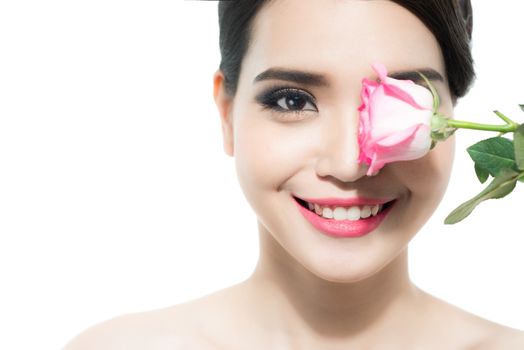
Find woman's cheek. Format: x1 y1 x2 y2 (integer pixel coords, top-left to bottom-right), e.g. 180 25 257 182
234 116 319 193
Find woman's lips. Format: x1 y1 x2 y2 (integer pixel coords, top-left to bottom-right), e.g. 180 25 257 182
292 195 396 238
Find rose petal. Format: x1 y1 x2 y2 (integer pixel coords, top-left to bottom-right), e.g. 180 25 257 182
385 77 433 109
383 83 431 110
374 124 431 162
368 86 433 136
371 62 388 81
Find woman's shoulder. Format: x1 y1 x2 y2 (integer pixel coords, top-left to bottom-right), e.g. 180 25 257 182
62 302 220 350
465 324 524 350
63 282 247 350
476 329 524 350
420 289 524 349
468 320 524 350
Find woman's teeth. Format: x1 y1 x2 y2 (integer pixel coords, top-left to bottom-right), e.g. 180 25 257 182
307 202 383 220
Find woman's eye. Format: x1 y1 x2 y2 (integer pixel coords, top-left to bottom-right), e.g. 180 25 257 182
256 88 318 119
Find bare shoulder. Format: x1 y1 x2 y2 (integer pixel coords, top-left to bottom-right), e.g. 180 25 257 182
494 329 524 349
471 325 524 350
63 282 249 350
418 289 524 349
62 303 218 350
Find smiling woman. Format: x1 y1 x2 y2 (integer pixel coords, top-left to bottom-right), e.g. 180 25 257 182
63 0 524 349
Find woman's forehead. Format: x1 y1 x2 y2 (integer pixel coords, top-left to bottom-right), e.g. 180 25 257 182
246 0 445 80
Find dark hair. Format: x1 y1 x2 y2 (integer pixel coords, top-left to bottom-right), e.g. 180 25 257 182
218 0 475 104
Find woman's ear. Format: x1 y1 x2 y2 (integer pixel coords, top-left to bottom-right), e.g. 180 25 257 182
213 69 235 157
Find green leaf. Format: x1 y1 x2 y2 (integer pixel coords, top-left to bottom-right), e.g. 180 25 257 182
474 163 490 183
513 124 524 170
519 104 524 112
466 137 518 177
444 168 519 224
519 173 524 183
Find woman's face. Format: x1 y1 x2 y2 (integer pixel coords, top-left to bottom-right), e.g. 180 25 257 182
215 0 455 283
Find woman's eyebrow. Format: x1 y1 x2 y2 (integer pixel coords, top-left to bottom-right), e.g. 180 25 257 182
253 68 329 87
252 67 444 86
388 69 445 84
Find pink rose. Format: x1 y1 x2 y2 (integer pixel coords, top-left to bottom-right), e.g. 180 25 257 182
358 63 435 176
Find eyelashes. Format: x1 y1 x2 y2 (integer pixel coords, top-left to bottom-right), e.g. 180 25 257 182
255 86 318 120
254 81 435 122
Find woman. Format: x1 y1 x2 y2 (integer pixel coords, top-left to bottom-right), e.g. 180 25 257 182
65 0 524 349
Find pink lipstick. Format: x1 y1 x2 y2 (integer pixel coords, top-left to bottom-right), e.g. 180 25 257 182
293 195 396 238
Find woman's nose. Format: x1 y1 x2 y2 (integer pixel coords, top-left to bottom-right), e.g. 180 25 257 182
314 107 369 182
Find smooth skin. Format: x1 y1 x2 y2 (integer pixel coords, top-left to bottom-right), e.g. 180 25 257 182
64 1 524 349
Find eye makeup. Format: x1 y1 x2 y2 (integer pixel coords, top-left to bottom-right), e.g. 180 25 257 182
255 85 318 121
252 77 437 122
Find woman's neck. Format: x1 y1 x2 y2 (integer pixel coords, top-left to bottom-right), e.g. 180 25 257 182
244 223 426 348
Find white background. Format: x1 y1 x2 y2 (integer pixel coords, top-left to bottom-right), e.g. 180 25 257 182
0 1 523 349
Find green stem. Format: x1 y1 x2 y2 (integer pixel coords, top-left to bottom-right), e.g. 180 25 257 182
493 110 517 125
446 119 519 134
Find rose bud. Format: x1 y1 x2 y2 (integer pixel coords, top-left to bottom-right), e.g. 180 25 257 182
357 62 438 176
